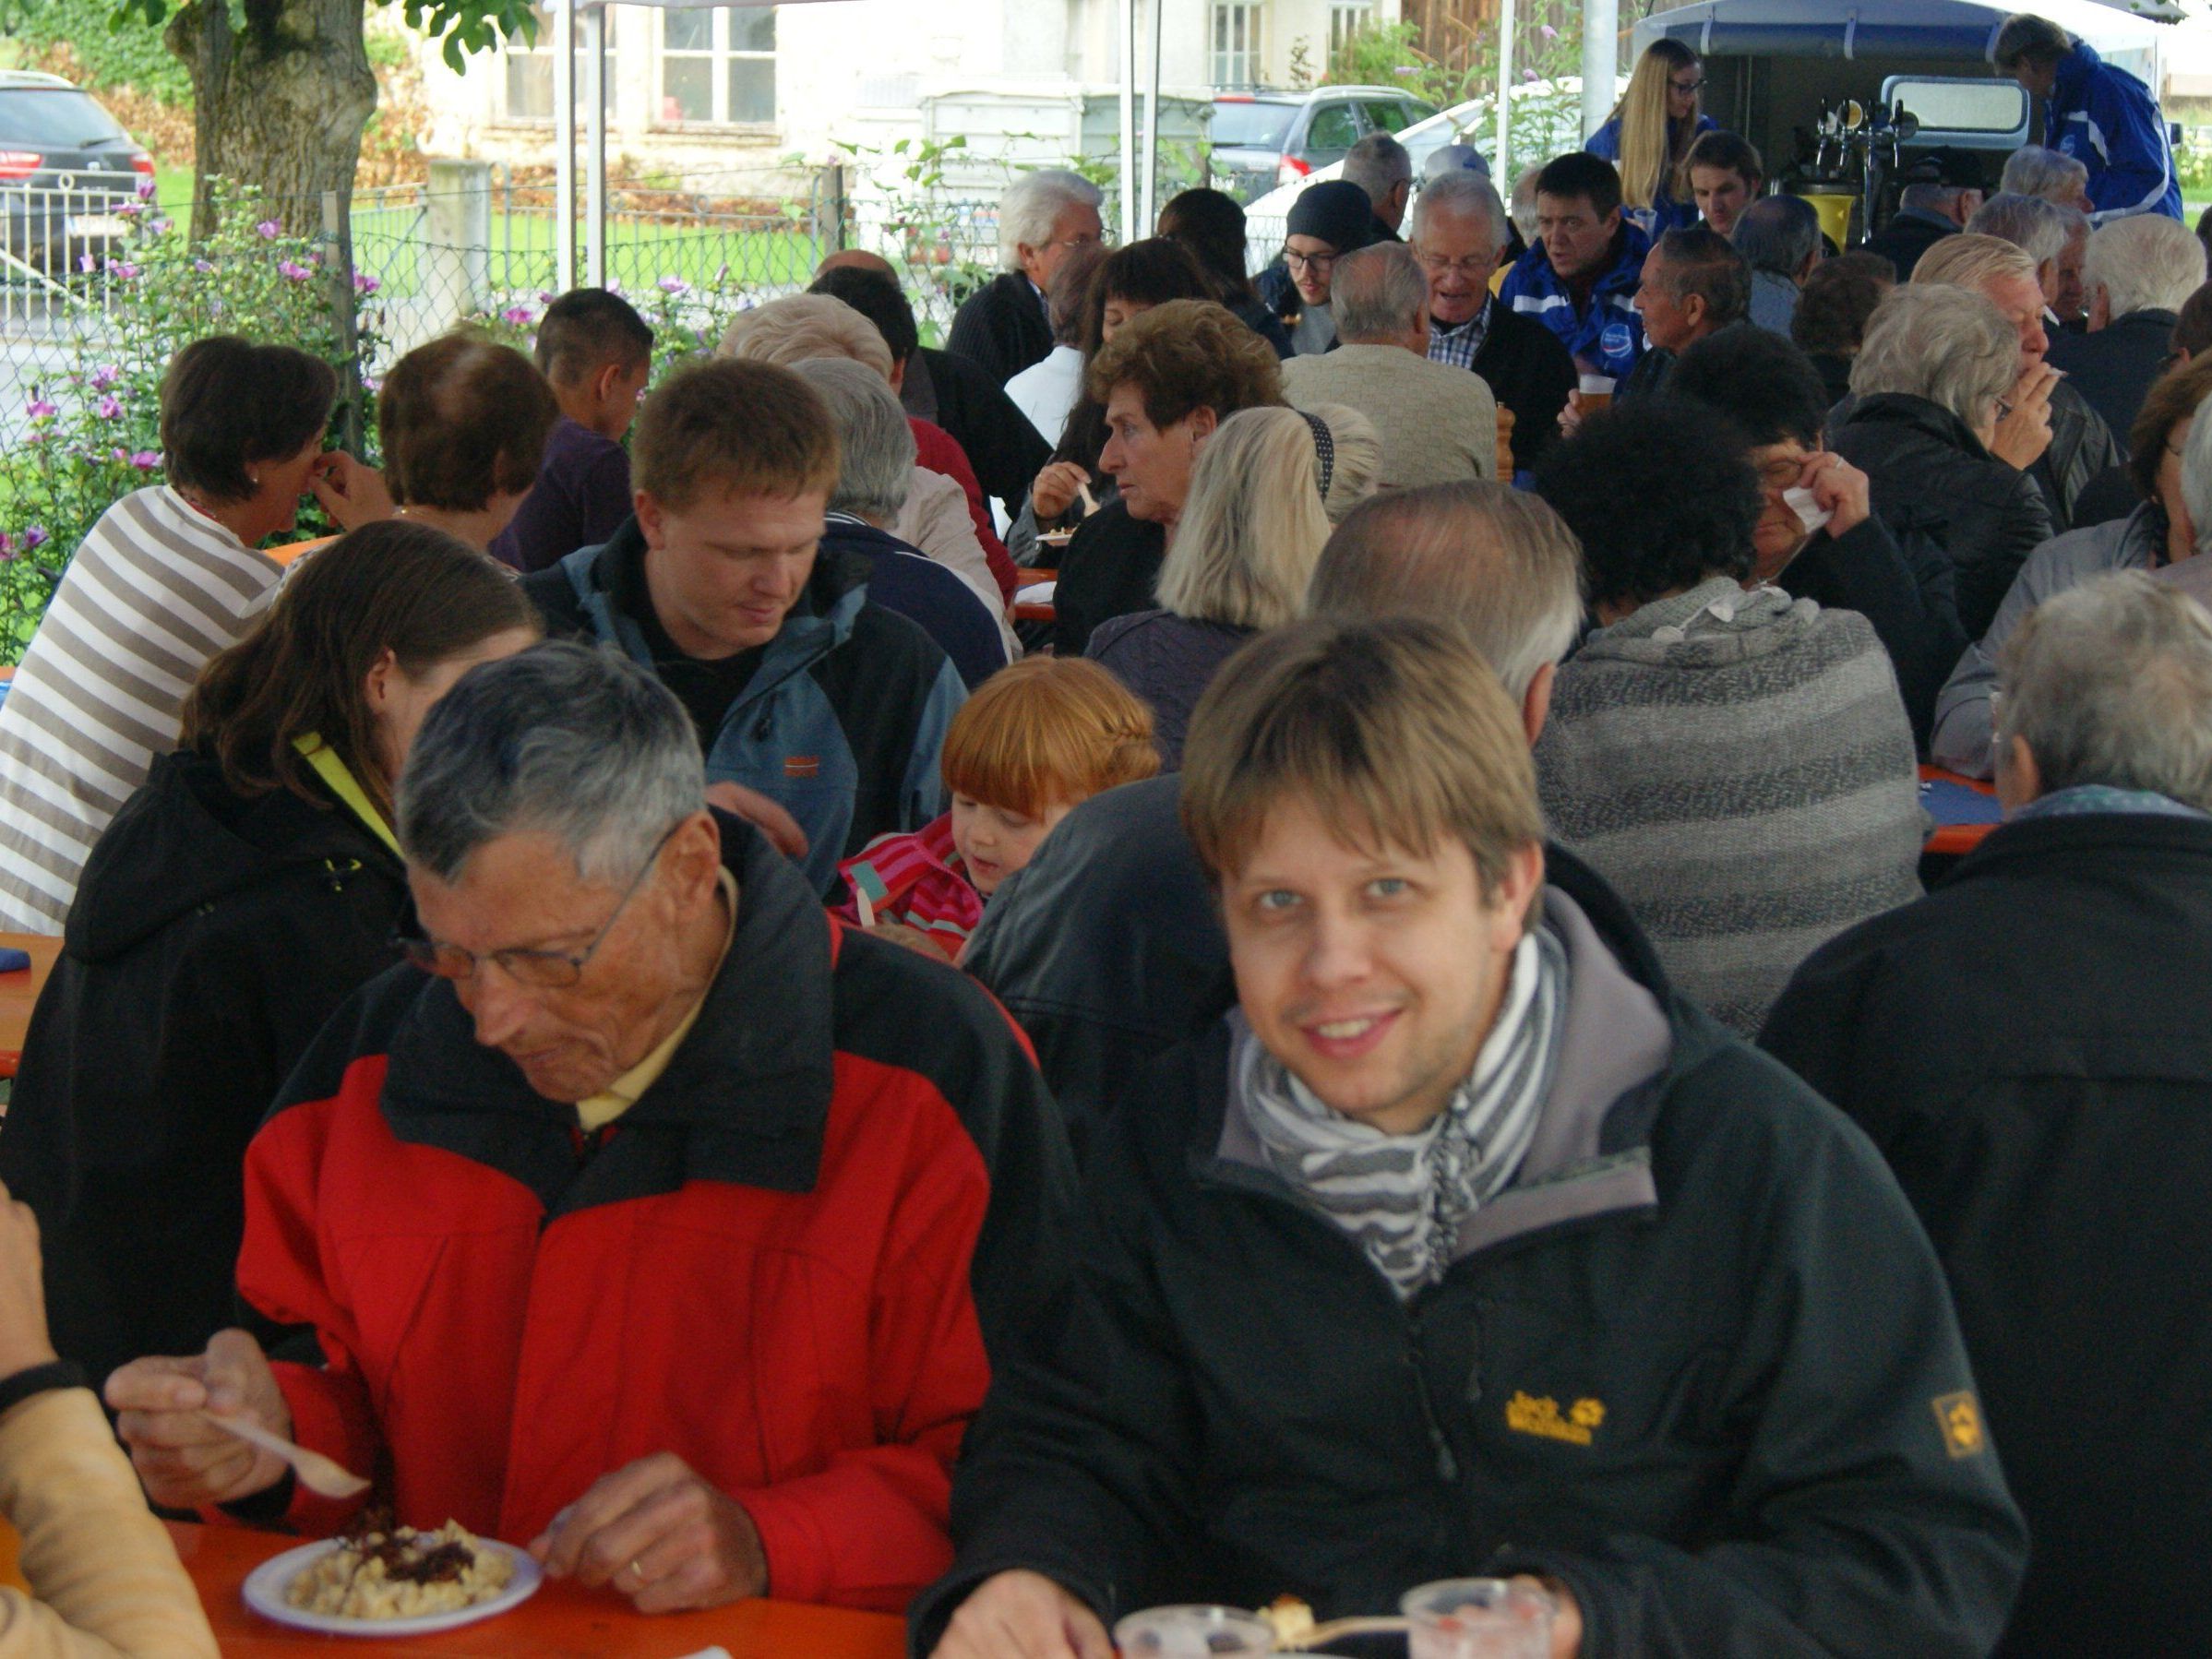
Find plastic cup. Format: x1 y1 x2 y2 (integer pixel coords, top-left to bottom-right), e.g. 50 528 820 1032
1401 1578 1553 1659
1572 373 1616 415
1112 1604 1276 1657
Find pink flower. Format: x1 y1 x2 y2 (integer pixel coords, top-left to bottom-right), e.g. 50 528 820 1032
109 262 138 280
22 526 48 550
500 304 534 325
90 364 120 390
130 450 160 470
77 254 94 274
116 200 141 219
94 396 122 419
148 216 172 235
1539 21 1557 38
278 260 313 281
353 273 380 295
255 220 283 239
24 400 55 421
135 177 156 200
193 258 215 274
656 275 689 294
1522 67 1538 81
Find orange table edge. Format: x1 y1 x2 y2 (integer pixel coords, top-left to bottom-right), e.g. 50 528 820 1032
0 931 61 1081
165 1522 907 1658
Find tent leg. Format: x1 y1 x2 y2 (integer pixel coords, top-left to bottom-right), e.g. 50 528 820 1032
1493 0 1515 176
555 0 577 289
585 4 606 287
1581 0 1619 143
1118 0 1138 244
1140 0 1162 234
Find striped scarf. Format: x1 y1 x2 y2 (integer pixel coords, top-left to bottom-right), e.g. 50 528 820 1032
1237 924 1567 1298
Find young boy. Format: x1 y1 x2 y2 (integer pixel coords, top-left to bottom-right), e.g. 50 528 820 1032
489 288 653 573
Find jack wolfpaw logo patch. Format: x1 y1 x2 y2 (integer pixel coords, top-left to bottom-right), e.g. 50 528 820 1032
1506 1391 1606 1447
1932 1391 1987 1459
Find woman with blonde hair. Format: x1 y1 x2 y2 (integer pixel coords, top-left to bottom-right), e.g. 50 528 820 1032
1087 402 1381 766
1588 39 1717 233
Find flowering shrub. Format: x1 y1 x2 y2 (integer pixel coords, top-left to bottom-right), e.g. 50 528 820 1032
0 182 382 659
463 263 752 390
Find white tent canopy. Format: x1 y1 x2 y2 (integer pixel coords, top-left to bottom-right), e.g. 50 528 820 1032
541 0 1167 280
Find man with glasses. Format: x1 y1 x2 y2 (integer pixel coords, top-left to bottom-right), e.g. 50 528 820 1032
106 640 1075 1617
948 170 1107 386
1411 170 1577 478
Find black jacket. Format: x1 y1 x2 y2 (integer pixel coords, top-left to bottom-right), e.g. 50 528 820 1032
945 271 1053 388
818 515 1008 689
1761 810 2212 1658
1050 499 1167 659
2045 307 2179 449
1861 209 1956 282
0 750 405 1388
2029 377 2124 533
1829 393 2054 638
903 345 1052 521
1469 301 1579 474
917 854 2027 1656
1776 512 1968 752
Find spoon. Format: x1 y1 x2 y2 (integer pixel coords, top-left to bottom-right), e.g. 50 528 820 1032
205 1413 370 1499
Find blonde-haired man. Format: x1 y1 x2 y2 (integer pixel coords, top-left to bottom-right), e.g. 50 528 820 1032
918 616 2026 1659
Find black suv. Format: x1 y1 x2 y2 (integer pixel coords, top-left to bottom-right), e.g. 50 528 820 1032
1208 87 1440 204
0 73 153 277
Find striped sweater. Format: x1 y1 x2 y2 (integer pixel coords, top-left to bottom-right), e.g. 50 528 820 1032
0 487 284 930
1534 577 1924 1035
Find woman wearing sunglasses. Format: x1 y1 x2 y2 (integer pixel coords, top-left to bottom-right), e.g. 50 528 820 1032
1587 39 1718 234
0 521 538 1392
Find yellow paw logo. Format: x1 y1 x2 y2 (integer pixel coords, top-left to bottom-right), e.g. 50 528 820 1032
1932 1391 1986 1459
1506 1391 1605 1447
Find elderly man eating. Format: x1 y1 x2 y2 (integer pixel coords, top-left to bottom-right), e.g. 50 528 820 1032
106 643 1073 1615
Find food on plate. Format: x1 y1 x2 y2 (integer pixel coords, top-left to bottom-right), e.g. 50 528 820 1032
285 1509 513 1620
1261 1593 1316 1642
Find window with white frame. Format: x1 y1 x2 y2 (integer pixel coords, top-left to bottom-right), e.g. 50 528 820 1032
1329 2 1371 55
1211 3 1262 90
660 6 777 126
503 6 586 123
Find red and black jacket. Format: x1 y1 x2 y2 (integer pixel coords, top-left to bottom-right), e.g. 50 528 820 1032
233 815 1077 1613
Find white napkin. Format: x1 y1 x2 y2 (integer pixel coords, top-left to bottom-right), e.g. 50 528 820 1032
1783 485 1833 535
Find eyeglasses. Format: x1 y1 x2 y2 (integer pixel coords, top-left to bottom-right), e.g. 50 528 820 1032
1669 76 1707 94
1756 458 1804 490
1283 248 1338 273
395 822 682 990
1049 232 1107 253
1417 252 1491 280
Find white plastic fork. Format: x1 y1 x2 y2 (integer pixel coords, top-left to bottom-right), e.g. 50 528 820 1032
205 1413 370 1499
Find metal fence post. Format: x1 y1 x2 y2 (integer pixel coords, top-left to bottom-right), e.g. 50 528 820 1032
424 157 494 330
322 190 366 456
827 161 848 254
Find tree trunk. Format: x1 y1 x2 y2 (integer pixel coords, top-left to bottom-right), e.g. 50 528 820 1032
167 0 378 239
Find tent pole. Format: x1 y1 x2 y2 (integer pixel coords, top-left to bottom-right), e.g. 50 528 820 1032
1118 0 1138 244
1493 0 1515 176
1140 0 1162 233
585 3 606 286
556 0 577 288
1582 0 1619 142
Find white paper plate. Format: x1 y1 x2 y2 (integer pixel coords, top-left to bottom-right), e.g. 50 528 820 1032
243 1536 543 1637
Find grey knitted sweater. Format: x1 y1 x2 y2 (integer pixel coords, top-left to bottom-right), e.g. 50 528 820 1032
1535 577 1925 1035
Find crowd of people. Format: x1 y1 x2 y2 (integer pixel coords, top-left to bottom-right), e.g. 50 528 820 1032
0 10 2206 1656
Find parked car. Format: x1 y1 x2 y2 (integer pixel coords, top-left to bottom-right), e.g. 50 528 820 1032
1208 86 1439 203
0 73 153 277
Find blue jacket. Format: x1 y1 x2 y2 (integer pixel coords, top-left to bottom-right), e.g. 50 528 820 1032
1586 113 1716 233
2045 41 2182 223
524 525 965 895
1499 220 1652 380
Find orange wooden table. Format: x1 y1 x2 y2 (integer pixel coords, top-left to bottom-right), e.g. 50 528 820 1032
0 931 61 1080
161 1522 907 1658
1013 568 1058 625
1919 764 2003 858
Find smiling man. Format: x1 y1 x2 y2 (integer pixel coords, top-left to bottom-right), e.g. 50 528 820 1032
520 357 965 894
915 616 2027 1659
105 643 1074 1617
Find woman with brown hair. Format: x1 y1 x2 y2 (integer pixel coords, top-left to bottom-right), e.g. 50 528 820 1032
0 521 539 1391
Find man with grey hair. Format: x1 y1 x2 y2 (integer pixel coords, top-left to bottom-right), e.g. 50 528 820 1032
1732 195 1822 334
947 169 1105 386
2000 144 2091 212
1281 242 1499 486
795 358 1012 686
106 640 1075 1617
1341 131 1413 237
1765 567 2212 1659
1411 168 1575 475
960 480 1584 1139
1968 190 2088 326
2049 211 2212 438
